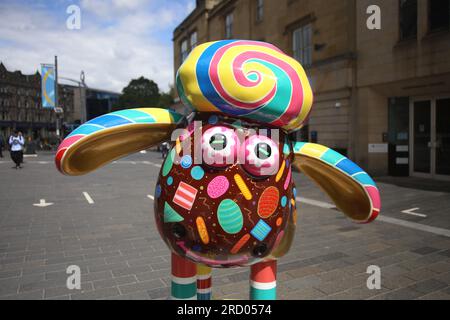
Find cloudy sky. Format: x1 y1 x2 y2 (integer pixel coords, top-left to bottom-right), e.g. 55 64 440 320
0 0 196 92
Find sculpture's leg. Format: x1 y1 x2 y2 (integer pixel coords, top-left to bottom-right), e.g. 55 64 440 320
250 260 277 300
171 252 197 300
196 264 212 300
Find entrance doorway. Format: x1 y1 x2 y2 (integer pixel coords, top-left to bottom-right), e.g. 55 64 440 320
410 97 450 179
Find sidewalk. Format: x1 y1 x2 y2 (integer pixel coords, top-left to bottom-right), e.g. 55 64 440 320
0 152 449 300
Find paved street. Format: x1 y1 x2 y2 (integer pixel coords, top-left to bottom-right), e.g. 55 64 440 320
0 150 449 300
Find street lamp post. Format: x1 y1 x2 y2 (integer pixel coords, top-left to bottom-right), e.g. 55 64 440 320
60 71 88 125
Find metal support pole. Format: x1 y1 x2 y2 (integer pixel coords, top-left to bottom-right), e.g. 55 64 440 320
54 55 60 138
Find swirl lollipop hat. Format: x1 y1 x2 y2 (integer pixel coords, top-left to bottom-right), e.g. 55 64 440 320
176 40 314 131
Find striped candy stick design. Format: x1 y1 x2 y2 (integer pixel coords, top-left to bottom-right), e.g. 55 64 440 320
250 260 277 300
171 253 197 300
196 264 212 300
293 142 381 223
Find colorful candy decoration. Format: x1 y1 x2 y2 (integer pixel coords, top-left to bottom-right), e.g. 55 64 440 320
275 160 285 182
234 174 252 200
276 217 283 227
162 149 175 177
281 196 287 208
231 234 251 254
155 184 161 198
196 216 210 245
257 187 279 218
207 176 229 199
55 40 380 301
191 166 205 180
180 155 193 169
283 166 292 190
176 40 314 131
250 220 272 241
173 182 198 211
164 202 184 223
217 199 244 234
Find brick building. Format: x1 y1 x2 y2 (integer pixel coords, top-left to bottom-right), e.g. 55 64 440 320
0 62 75 144
173 0 450 179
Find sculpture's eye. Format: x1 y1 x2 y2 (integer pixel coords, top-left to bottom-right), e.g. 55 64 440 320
242 135 279 176
202 126 239 167
255 142 272 160
209 133 227 151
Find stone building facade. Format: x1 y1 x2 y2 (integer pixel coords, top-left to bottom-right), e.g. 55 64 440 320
173 0 450 179
0 62 75 145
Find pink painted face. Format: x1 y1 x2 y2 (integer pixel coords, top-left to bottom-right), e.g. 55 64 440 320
154 114 297 268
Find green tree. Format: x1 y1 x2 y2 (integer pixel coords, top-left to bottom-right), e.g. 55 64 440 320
158 92 174 108
157 84 176 108
114 76 161 110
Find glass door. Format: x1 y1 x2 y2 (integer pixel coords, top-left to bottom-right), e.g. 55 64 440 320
412 100 431 174
411 97 450 179
436 98 450 177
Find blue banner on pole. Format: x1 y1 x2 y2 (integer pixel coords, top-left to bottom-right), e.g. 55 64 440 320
41 64 55 108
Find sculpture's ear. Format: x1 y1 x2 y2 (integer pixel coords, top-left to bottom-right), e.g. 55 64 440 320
292 142 380 223
55 108 185 176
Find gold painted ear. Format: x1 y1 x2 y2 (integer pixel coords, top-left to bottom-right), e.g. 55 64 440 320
292 142 380 223
55 108 185 176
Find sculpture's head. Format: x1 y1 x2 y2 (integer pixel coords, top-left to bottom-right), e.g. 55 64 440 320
154 113 298 267
55 40 379 268
154 40 313 266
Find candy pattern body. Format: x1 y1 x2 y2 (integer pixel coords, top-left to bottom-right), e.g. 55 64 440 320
55 40 381 300
154 114 296 268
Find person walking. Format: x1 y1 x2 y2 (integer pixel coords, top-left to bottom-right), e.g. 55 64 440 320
9 130 24 169
18 132 25 164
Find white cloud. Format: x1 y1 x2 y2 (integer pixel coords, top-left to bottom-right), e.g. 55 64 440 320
0 1 196 93
79 0 152 18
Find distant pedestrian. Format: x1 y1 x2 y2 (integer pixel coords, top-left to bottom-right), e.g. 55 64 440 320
9 130 24 169
160 142 169 158
0 134 4 158
18 132 24 164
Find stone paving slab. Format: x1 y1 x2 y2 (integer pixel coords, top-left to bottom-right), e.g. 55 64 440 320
0 152 449 300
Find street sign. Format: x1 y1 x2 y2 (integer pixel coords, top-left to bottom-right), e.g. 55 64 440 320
54 107 64 113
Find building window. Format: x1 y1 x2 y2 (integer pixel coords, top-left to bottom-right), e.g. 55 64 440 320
181 39 188 62
399 0 417 40
429 0 450 32
190 31 198 49
292 24 312 67
225 13 233 39
256 0 263 22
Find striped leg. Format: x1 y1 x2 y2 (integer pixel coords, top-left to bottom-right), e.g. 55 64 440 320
171 253 197 300
250 260 277 300
196 264 212 300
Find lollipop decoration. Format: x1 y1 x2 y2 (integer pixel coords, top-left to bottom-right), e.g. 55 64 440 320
55 40 380 300
176 40 314 130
